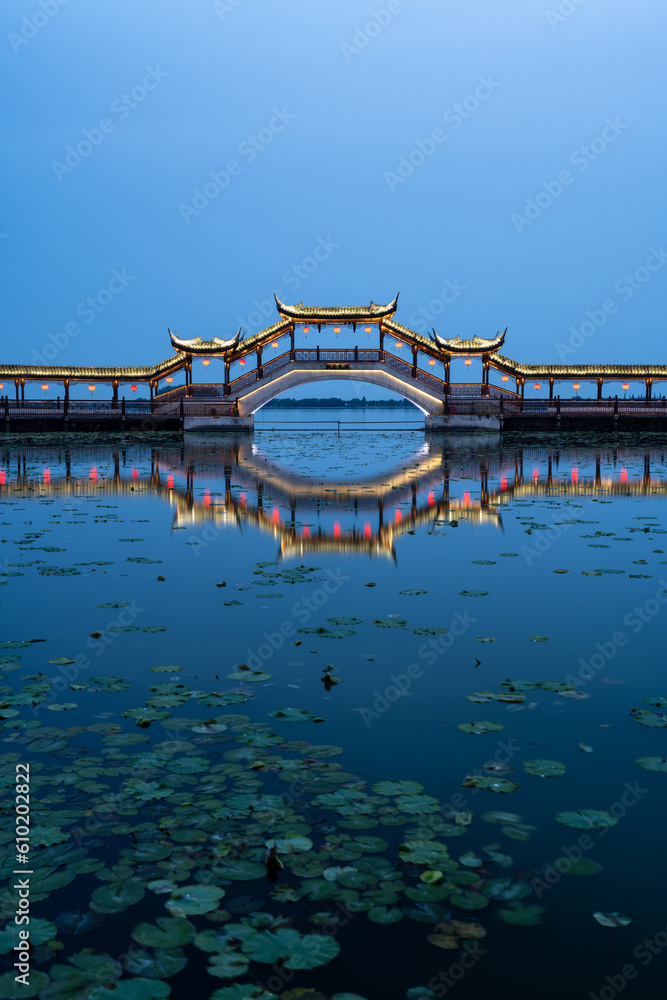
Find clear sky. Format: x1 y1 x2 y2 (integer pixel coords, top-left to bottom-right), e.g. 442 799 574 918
3 0 666 399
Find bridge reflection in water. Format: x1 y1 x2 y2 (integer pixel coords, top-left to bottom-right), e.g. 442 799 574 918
2 436 666 561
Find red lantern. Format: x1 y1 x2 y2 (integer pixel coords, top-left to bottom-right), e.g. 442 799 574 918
165 376 173 384
464 359 472 367
428 359 436 366
501 375 509 382
573 383 580 391
364 326 371 335
533 383 541 390
130 385 137 393
41 383 49 392
622 383 629 391
88 384 96 393
334 326 341 335
239 358 246 366
303 326 310 334
395 342 402 350
202 359 210 367
271 341 279 349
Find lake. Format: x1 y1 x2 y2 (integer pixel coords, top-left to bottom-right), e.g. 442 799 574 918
0 425 666 1000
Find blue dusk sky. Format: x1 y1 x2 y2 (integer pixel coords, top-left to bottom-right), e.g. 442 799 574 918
2 0 666 398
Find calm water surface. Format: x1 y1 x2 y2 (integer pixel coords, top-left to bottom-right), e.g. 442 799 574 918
1 425 666 1000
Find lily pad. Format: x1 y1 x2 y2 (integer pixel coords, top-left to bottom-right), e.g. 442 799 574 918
524 759 566 778
636 757 667 772
268 708 324 723
458 721 504 735
555 810 618 830
593 912 631 927
165 884 225 916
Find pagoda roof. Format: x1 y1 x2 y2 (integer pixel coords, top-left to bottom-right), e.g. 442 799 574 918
430 330 507 354
0 355 186 382
491 354 667 378
274 294 399 323
168 329 243 355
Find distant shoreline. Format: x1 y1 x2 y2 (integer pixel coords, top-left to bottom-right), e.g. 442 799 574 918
263 397 414 409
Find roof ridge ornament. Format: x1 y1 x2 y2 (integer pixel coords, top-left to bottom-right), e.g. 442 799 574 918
168 327 244 354
429 327 507 353
273 293 399 321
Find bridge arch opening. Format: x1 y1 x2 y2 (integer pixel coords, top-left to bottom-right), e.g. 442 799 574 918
242 374 438 419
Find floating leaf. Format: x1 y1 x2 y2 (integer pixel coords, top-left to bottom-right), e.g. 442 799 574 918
555 810 618 830
593 912 631 927
636 756 667 772
165 884 225 916
524 759 566 778
268 707 324 723
458 721 504 735
459 591 488 598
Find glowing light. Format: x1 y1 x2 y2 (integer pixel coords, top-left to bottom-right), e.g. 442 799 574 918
303 525 310 538
364 326 371 335
428 359 436 366
303 326 310 334
364 522 371 538
573 383 580 391
571 467 579 484
622 383 629 391
464 359 472 366
428 491 435 506
165 376 173 384
334 327 341 335
132 468 139 480
239 358 246 365
43 468 51 483
395 342 402 350
167 474 174 489
41 383 49 392
88 384 96 393
0 471 5 486
239 493 247 506
130 385 137 393
533 383 541 390
501 375 509 382
501 476 507 490
620 468 628 483
0 384 3 390
334 521 341 538
463 491 471 507
272 507 280 524
395 509 402 524
271 341 279 349
532 467 539 482
90 467 98 480
202 359 210 367
204 491 211 507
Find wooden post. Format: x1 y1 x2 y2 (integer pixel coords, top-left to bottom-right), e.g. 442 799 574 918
256 346 263 378
411 344 418 378
112 380 119 407
14 379 19 402
597 378 603 402
444 359 450 392
317 345 320 361
290 324 295 359
224 361 230 395
149 382 154 400
379 325 384 358
520 379 525 398
20 379 25 403
646 378 653 401
549 378 554 400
